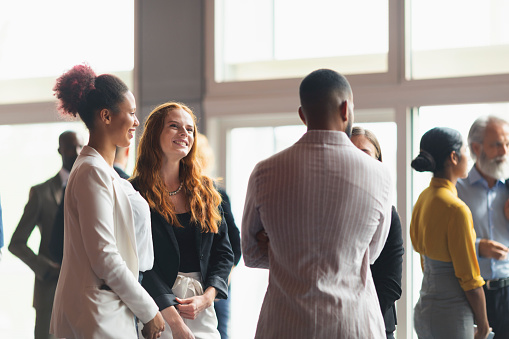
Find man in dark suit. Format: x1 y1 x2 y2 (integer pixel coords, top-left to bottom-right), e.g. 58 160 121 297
9 131 82 339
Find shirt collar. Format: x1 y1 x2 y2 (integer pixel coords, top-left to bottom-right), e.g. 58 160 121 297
298 130 352 146
430 177 457 195
467 165 506 188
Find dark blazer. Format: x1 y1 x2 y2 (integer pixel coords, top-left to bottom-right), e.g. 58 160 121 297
370 206 404 335
9 173 62 339
114 165 130 180
217 187 241 266
135 185 234 311
9 173 62 301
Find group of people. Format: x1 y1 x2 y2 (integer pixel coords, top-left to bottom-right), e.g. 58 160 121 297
241 69 509 339
8 64 239 339
5 64 509 339
410 116 509 339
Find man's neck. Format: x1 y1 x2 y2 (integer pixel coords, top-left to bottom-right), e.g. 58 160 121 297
475 162 498 188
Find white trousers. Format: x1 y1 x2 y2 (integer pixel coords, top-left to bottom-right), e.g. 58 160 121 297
155 272 220 339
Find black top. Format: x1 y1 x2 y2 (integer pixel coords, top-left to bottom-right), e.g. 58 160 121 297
173 213 200 272
217 187 242 266
370 206 404 335
130 178 234 312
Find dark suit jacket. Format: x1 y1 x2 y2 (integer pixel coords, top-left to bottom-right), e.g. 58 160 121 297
9 173 62 310
370 206 404 335
217 187 241 266
114 165 130 180
136 185 234 311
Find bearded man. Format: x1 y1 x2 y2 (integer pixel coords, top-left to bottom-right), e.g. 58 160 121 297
457 115 509 338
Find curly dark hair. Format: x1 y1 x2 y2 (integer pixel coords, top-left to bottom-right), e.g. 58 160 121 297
53 64 129 129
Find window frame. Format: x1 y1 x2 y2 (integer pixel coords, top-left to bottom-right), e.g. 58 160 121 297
203 1 509 338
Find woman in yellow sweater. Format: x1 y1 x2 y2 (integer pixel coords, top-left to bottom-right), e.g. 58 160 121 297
411 127 490 339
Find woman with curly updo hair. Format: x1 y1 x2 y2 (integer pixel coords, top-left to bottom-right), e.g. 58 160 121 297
49 64 164 339
410 127 490 339
131 102 234 339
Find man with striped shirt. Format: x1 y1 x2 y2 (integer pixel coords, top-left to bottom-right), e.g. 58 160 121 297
242 69 393 339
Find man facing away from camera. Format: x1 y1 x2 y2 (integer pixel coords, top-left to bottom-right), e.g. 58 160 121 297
242 69 393 339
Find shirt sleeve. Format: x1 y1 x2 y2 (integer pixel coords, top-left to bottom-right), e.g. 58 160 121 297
448 204 485 291
241 164 269 269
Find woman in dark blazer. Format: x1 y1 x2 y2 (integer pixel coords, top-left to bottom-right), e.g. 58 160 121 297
131 102 234 339
351 127 404 339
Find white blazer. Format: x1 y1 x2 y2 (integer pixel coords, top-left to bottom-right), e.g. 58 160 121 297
50 146 158 339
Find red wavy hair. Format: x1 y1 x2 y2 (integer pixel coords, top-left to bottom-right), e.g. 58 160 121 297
132 102 222 233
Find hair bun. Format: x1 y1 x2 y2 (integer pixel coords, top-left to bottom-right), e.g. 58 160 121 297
411 150 436 172
53 64 97 117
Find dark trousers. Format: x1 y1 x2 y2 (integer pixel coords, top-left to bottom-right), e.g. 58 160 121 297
484 284 509 339
214 285 232 339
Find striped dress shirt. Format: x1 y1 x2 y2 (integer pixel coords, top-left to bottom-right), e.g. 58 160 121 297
242 130 393 339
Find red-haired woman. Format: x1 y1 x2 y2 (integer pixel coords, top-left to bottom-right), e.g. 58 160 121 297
131 102 234 339
49 64 164 339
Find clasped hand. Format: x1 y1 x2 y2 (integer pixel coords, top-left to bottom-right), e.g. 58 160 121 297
176 294 213 320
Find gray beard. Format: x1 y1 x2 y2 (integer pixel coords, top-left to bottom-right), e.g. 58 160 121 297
477 152 509 180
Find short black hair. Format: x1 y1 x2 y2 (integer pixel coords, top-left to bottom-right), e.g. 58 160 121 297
299 69 352 112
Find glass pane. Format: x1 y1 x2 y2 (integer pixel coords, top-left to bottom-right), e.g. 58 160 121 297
410 0 509 79
216 0 389 82
0 0 134 104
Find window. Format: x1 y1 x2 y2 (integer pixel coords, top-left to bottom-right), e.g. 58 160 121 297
215 0 389 82
410 0 509 79
0 0 134 104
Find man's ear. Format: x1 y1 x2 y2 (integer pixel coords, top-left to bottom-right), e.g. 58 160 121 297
471 142 481 158
339 101 349 122
298 107 307 126
99 108 112 125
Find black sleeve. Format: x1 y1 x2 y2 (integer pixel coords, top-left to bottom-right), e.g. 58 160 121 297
370 206 404 316
141 212 180 311
141 263 179 311
203 206 234 300
49 188 65 264
218 189 242 265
